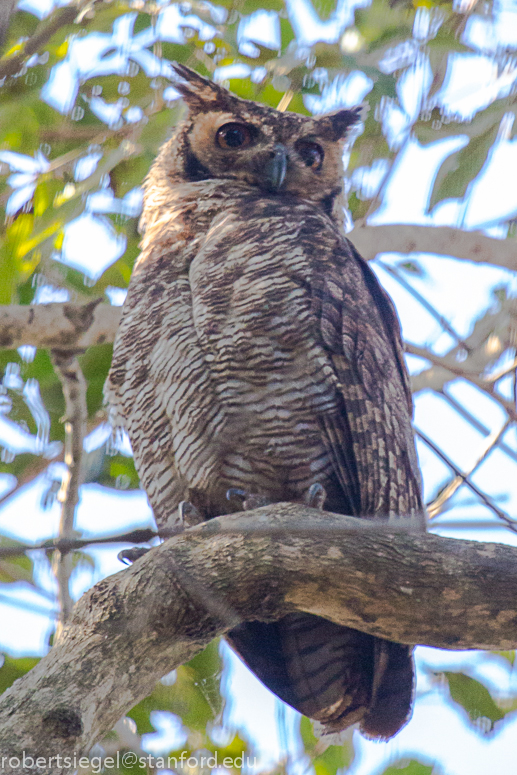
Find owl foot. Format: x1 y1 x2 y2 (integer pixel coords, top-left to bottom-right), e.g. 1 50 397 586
305 483 327 510
226 488 271 511
178 500 204 527
118 547 150 565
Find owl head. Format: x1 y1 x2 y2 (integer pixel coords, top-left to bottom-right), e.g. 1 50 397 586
159 64 361 217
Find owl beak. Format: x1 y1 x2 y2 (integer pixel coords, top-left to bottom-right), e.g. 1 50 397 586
264 144 288 192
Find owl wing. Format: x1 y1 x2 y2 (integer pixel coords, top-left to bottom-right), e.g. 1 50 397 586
106 256 226 530
311 236 424 524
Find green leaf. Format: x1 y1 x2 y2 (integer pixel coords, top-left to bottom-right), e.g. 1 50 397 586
242 0 285 12
493 651 516 666
79 344 115 418
429 120 499 210
313 0 337 22
129 641 224 734
315 742 351 775
299 717 353 775
0 553 33 584
0 655 40 693
444 672 506 727
382 761 434 775
300 715 319 749
397 259 425 276
279 17 295 49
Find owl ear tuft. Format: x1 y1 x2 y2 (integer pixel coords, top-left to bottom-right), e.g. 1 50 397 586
172 63 236 111
314 106 364 141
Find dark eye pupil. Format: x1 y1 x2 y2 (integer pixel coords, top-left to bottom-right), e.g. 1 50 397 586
299 144 323 168
224 127 245 147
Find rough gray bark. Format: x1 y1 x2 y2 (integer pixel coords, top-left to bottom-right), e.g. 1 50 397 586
1 504 517 774
0 301 121 350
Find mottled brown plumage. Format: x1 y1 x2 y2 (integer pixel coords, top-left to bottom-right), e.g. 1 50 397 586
106 65 426 738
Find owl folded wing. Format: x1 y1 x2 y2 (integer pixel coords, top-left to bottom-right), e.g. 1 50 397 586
313 238 425 524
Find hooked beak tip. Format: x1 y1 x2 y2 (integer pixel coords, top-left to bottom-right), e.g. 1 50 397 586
264 145 288 192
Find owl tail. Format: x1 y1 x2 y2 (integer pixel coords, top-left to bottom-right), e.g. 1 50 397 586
226 612 414 738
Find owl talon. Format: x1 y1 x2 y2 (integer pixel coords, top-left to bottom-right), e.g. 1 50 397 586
178 500 203 527
244 493 271 509
305 483 327 510
226 488 247 503
118 547 150 565
226 488 271 510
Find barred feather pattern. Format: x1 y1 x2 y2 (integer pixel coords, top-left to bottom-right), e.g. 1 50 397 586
106 111 425 738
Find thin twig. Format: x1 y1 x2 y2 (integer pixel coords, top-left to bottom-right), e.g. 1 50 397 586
407 341 517 421
0 527 161 559
427 419 511 518
416 428 517 532
0 0 102 80
50 350 88 638
378 260 468 349
0 5 77 80
440 386 517 465
0 591 58 617
484 356 517 384
0 517 432 560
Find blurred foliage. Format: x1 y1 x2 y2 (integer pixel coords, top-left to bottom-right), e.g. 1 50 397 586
129 641 224 734
0 654 40 693
1 0 517 771
443 672 509 729
300 715 354 774
382 761 433 775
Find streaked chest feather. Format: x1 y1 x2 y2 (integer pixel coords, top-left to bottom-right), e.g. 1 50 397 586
162 205 341 499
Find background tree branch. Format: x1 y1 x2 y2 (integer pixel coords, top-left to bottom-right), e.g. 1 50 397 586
2 503 517 773
50 350 88 637
0 0 17 52
0 223 515 353
0 301 122 350
350 223 517 270
0 0 102 79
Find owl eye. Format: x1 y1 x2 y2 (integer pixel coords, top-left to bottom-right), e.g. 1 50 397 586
216 123 254 149
296 141 324 170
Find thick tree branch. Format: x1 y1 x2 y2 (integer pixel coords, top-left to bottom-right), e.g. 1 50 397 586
350 223 517 271
1 505 517 772
0 301 121 350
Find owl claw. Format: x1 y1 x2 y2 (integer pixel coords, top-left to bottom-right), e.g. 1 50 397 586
226 488 247 502
118 547 150 565
305 483 327 510
226 488 271 510
178 500 204 527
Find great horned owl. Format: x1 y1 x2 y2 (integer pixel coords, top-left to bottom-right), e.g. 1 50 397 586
106 64 426 739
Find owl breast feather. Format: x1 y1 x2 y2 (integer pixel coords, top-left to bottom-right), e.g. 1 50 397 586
184 200 344 512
